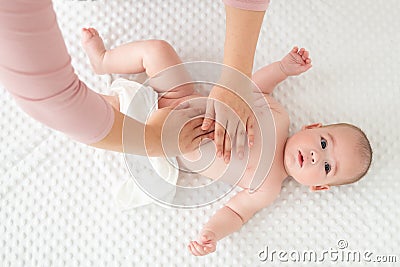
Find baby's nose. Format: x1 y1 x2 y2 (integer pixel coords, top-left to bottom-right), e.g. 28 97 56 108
310 150 319 164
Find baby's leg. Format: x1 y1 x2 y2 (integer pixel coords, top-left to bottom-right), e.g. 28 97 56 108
81 28 181 76
81 28 199 108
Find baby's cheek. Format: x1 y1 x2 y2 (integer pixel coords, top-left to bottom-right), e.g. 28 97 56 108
313 172 327 185
295 171 319 186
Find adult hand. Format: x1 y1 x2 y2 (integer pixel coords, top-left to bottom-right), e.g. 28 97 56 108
145 97 214 157
202 5 265 163
201 85 255 163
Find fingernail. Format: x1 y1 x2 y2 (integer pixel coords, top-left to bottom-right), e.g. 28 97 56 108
238 152 244 160
224 156 229 163
249 141 254 147
217 151 222 158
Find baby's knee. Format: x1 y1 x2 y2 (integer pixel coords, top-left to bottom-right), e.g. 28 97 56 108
146 40 175 55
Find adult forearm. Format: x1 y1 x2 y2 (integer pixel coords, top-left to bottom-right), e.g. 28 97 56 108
202 206 243 241
90 107 161 156
223 5 265 77
92 106 212 157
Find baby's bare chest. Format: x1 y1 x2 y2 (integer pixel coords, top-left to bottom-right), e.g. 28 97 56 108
178 104 289 189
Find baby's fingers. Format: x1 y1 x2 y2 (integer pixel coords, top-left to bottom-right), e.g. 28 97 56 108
188 241 207 256
302 50 309 61
301 64 313 72
188 244 198 256
188 242 199 256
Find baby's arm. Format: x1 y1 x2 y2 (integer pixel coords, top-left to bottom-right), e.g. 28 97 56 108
252 47 312 94
188 184 281 256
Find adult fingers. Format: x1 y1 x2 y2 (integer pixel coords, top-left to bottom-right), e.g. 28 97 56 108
176 118 213 153
175 97 207 116
224 120 238 163
235 120 246 160
192 130 214 146
201 98 215 131
246 114 255 148
184 117 210 135
214 121 226 159
178 106 205 119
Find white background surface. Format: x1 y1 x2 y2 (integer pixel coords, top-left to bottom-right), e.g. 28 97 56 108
1 0 399 266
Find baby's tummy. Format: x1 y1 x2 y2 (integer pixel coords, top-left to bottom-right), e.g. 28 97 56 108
177 106 275 188
176 141 252 187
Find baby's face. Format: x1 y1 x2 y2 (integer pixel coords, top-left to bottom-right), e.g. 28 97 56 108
283 124 364 188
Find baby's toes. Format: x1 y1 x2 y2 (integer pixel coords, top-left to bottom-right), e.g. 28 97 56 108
298 48 305 56
81 28 93 42
88 28 98 36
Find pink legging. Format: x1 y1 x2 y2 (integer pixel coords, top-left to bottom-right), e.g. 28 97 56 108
0 0 114 144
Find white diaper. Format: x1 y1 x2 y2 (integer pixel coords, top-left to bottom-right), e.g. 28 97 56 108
110 78 179 210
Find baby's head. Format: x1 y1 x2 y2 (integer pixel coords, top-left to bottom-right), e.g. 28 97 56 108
283 123 372 191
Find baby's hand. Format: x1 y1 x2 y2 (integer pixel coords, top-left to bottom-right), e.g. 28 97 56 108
279 47 312 76
188 230 217 256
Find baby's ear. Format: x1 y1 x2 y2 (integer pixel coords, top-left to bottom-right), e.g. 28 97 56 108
309 185 330 192
302 123 322 130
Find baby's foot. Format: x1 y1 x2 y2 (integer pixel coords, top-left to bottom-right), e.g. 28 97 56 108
81 28 107 74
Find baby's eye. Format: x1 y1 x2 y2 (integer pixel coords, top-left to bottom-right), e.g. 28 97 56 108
324 162 331 174
321 137 327 149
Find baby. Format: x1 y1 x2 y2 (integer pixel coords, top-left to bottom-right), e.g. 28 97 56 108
81 28 373 256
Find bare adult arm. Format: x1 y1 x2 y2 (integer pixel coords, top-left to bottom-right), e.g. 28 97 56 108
223 5 266 77
202 1 268 163
90 106 210 156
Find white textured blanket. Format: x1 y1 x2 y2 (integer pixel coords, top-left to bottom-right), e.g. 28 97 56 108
0 0 399 266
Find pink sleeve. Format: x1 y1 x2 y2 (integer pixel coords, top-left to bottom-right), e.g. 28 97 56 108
223 0 270 11
0 0 114 144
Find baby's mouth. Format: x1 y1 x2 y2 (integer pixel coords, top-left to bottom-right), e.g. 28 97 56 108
298 150 304 167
